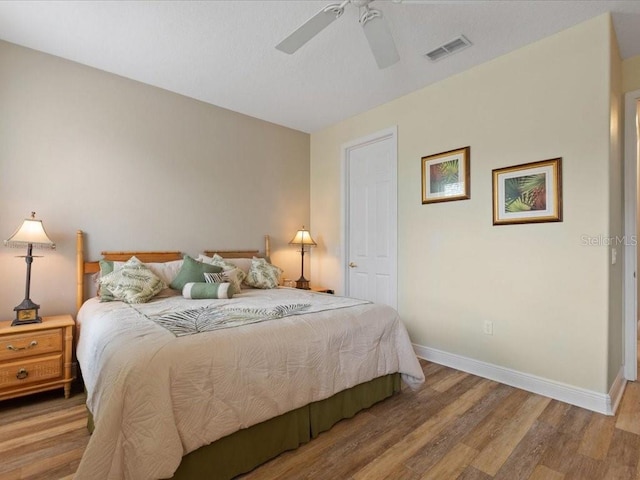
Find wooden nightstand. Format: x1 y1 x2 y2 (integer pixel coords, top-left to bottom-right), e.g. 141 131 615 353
0 314 75 401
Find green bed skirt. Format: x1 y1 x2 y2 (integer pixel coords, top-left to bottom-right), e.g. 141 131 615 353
87 373 400 480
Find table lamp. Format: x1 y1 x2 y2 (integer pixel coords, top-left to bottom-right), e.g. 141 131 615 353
4 212 56 326
288 226 316 290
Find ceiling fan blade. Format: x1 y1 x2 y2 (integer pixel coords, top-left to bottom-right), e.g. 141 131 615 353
361 9 400 69
276 4 344 54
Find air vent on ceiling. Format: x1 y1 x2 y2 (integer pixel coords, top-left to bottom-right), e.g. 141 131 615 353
424 35 472 62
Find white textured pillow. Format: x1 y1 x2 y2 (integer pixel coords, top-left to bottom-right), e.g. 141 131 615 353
99 257 166 303
244 257 283 289
225 258 253 276
145 260 184 286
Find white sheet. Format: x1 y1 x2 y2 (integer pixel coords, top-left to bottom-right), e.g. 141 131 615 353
75 288 424 480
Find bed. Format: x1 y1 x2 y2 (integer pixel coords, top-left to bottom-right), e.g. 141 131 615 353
73 230 424 480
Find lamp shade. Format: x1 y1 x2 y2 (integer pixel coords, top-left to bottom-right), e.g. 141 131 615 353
289 226 317 247
5 212 56 249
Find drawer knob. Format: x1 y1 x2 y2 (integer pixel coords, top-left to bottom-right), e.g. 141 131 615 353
7 340 38 351
16 368 28 380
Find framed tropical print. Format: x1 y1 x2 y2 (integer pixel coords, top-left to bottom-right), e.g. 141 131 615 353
492 158 562 225
421 146 470 204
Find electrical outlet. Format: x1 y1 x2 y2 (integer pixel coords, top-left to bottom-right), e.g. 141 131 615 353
483 320 493 335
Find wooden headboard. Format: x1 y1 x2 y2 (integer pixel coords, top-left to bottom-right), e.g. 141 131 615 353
204 235 270 259
76 230 271 312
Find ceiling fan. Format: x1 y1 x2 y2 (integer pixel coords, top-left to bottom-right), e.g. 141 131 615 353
275 0 400 69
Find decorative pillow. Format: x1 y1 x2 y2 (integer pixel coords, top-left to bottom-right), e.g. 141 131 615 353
244 257 283 289
203 270 244 295
198 254 254 276
170 255 223 291
182 282 233 299
220 268 244 293
197 254 248 286
203 272 225 283
197 253 223 265
99 257 166 304
99 259 181 300
98 260 124 302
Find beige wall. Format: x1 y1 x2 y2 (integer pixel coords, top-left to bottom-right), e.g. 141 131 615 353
0 41 310 318
311 14 619 393
623 55 640 93
607 18 624 387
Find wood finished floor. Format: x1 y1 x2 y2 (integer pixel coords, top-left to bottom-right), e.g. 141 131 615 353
2 360 640 480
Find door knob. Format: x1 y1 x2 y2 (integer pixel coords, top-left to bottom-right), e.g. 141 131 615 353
349 262 357 268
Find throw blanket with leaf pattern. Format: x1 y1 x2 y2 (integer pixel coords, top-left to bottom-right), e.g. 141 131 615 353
150 303 312 336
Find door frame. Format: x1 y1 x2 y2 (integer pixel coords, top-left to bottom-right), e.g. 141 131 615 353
341 126 398 304
624 89 640 380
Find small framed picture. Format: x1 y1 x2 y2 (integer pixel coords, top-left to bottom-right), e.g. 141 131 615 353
421 146 470 204
492 158 562 225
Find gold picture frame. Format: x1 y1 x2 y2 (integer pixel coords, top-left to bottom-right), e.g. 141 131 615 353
492 158 562 225
421 146 470 204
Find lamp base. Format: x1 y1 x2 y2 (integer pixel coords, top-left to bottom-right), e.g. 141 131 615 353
13 298 42 326
12 316 42 327
295 277 310 290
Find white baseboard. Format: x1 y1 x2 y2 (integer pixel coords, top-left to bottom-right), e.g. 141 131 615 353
608 366 627 414
414 344 626 416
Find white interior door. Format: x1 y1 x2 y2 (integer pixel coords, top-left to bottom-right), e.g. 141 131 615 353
343 127 397 308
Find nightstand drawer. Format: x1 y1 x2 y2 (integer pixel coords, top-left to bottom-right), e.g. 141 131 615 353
0 329 62 362
0 354 63 390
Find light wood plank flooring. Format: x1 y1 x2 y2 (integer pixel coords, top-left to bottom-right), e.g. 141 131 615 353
2 360 640 480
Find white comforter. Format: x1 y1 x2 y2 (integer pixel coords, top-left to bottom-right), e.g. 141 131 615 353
75 288 424 480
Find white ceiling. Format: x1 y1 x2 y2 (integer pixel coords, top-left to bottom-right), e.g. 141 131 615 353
1 1 639 133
